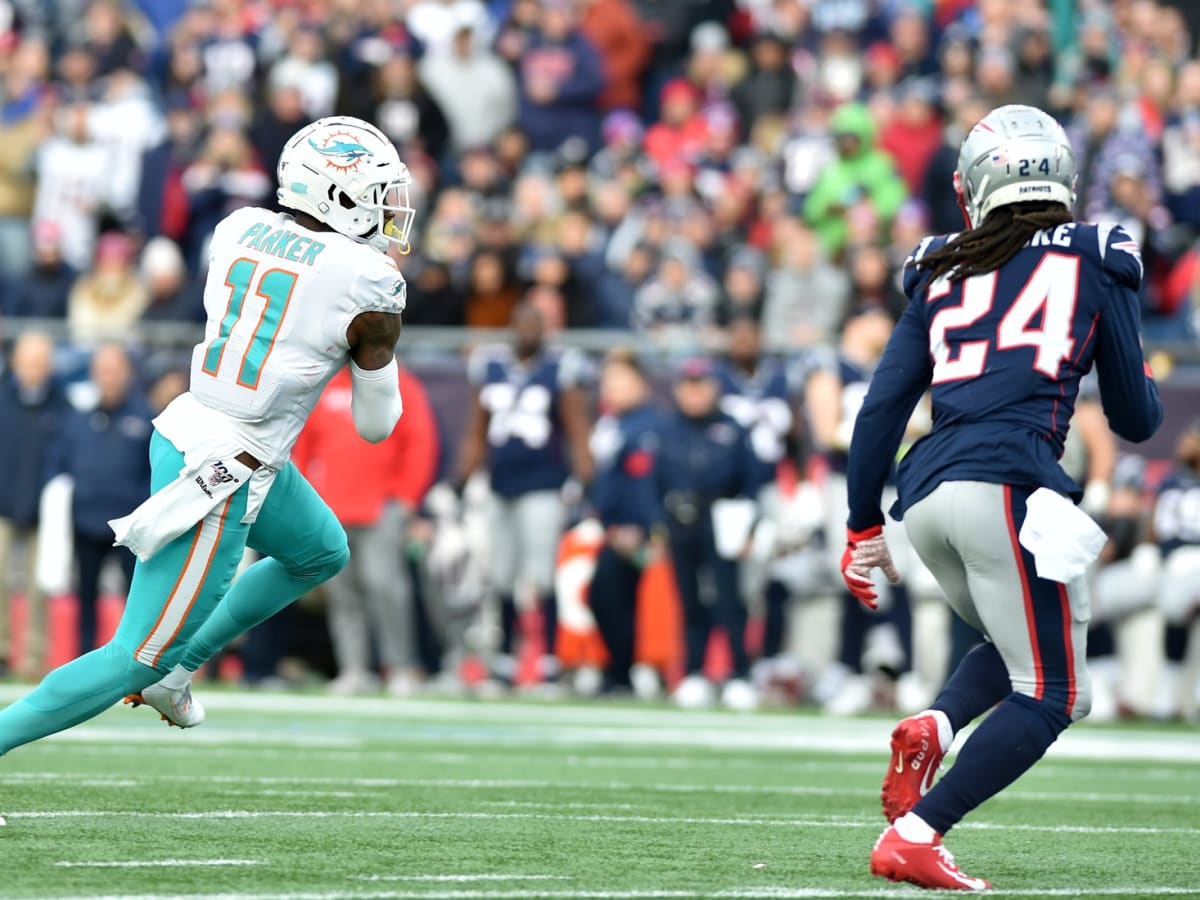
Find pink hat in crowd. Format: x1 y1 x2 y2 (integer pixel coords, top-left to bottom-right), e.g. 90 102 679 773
95 232 135 265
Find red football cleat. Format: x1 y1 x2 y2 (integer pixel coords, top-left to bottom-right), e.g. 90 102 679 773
881 713 945 823
870 825 990 891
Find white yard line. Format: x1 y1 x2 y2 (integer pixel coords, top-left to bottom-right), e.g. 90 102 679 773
54 860 262 869
7 808 1200 836
2 771 1191 807
351 876 571 882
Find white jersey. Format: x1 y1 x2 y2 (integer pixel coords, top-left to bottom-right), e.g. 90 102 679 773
161 206 406 470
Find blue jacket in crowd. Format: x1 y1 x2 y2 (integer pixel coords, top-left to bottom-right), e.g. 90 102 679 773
517 32 605 154
589 403 664 532
47 395 154 538
0 373 67 527
655 408 757 529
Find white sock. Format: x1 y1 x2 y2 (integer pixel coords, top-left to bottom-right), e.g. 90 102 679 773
920 708 954 752
894 811 937 844
160 664 194 691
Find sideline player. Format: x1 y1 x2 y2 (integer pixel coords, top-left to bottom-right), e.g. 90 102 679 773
0 117 415 807
841 105 1162 889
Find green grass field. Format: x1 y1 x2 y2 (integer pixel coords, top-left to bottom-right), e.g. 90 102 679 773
1 686 1198 900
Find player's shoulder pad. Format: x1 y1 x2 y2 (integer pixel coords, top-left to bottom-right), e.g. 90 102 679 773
466 342 510 385
901 233 954 299
213 205 269 243
555 346 594 389
352 250 407 315
1094 221 1144 290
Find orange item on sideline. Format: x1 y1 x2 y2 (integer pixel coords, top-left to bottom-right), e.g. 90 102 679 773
554 521 609 670
292 365 440 525
634 556 683 683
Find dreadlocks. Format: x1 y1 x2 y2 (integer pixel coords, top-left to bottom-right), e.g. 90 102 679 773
908 201 1074 284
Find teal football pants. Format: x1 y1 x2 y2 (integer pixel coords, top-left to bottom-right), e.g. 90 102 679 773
0 430 348 755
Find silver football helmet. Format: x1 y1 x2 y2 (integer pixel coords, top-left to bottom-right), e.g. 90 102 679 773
955 104 1076 228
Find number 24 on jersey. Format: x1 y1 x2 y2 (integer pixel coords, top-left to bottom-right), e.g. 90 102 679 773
928 253 1080 384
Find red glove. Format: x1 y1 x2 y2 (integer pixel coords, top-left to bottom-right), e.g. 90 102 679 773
841 525 901 610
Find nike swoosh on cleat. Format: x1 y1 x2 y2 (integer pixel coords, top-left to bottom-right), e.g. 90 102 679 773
919 760 939 795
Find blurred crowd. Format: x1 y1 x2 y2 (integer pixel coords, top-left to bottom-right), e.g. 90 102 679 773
1 0 1200 720
0 0 1199 340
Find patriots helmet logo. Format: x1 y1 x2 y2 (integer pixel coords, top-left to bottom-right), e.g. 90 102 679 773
308 130 374 172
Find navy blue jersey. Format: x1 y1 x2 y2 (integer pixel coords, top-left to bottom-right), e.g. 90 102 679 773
469 345 592 499
1153 467 1200 557
717 358 801 491
847 221 1163 531
589 404 664 530
655 410 757 520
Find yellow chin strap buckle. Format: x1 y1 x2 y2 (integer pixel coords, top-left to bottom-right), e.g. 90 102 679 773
383 219 411 255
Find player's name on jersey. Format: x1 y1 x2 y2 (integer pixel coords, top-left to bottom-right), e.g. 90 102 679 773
237 222 326 267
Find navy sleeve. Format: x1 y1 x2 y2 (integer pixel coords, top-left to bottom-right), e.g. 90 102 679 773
625 424 665 532
737 424 758 500
846 299 934 531
1093 281 1163 443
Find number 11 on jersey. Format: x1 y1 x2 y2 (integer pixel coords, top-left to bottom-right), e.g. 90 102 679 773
202 258 299 390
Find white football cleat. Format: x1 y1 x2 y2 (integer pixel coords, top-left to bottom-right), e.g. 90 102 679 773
672 674 715 710
721 678 760 712
124 680 205 728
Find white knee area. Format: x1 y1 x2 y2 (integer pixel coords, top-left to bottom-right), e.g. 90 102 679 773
1093 544 1161 623
1160 547 1200 625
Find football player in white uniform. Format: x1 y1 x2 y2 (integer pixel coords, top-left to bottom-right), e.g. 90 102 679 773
0 118 413 801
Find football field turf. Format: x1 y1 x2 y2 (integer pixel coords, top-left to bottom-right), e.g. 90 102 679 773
1 687 1198 900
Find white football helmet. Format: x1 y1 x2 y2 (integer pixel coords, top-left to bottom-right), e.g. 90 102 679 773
954 104 1076 228
276 116 416 253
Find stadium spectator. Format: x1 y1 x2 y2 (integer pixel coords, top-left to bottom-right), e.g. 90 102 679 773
1069 89 1162 223
2 220 75 319
348 50 449 164
632 237 719 339
578 0 650 112
803 102 907 259
729 30 795 138
68 232 149 343
516 0 606 155
294 363 440 696
0 37 48 279
643 78 707 171
47 344 151 655
1162 60 1200 230
760 218 849 350
921 93 990 236
33 102 108 274
139 236 201 322
250 76 310 182
0 333 64 677
419 16 518 155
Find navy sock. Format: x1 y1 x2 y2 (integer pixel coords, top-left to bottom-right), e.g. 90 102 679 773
931 640 1012 732
914 692 1069 834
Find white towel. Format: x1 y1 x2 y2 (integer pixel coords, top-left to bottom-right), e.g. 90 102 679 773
1018 488 1107 584
109 454 256 561
35 474 74 594
712 498 758 560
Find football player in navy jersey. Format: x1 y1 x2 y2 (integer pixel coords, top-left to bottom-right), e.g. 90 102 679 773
1152 421 1200 721
716 315 805 674
456 301 594 687
843 105 1162 890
